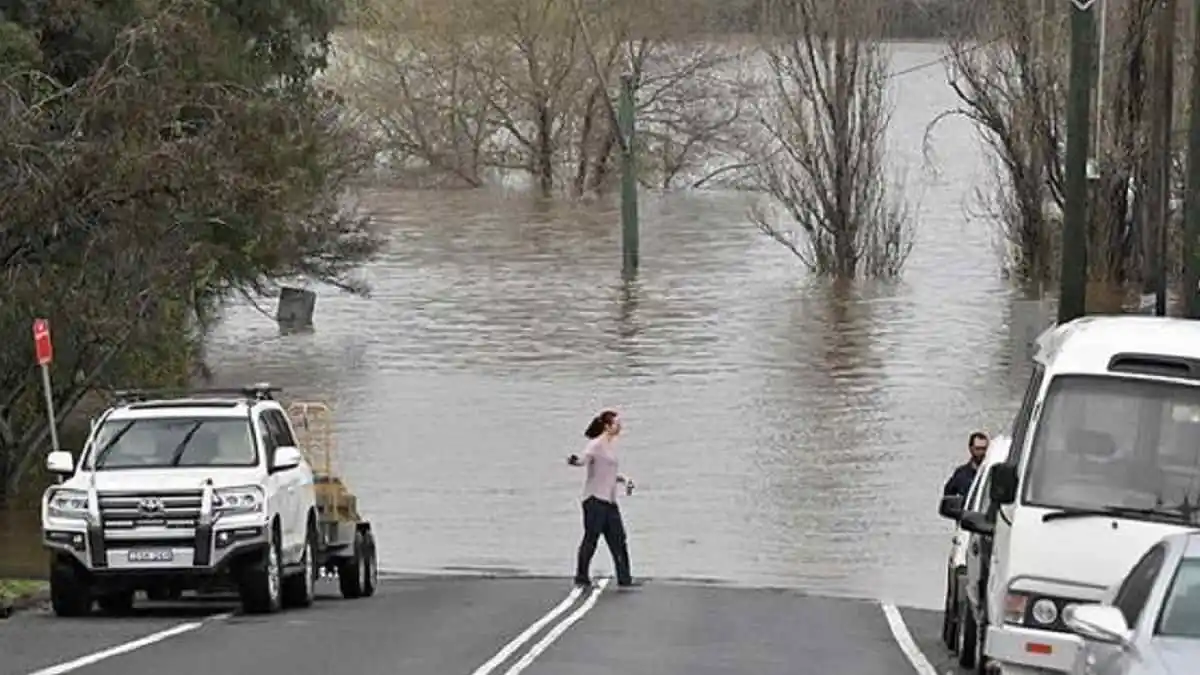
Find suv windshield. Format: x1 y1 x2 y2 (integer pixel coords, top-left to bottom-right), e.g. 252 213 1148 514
1024 375 1200 519
88 417 258 469
1158 558 1200 638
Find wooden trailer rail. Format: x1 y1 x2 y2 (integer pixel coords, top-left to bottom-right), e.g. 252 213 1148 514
287 401 361 524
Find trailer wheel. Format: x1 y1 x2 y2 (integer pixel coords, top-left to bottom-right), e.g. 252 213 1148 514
337 531 366 599
362 532 378 597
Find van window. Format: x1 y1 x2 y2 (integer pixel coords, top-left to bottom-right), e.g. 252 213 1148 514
1008 364 1046 467
1022 374 1200 518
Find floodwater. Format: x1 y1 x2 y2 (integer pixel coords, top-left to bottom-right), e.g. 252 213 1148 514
0 43 1044 610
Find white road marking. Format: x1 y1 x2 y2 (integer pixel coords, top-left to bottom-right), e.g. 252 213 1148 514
469 584 588 675
503 577 610 675
880 602 938 675
26 611 232 675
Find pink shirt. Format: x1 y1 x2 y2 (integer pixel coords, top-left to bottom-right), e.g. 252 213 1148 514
580 436 620 503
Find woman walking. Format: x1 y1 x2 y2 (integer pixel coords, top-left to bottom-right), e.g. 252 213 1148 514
567 410 641 589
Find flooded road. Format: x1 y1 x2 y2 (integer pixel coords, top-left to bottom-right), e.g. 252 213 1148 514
0 44 1043 610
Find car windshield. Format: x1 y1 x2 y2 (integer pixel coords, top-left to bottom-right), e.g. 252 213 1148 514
88 417 257 469
1158 558 1200 638
1023 375 1200 518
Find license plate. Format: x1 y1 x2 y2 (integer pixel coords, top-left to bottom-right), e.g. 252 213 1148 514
127 549 173 563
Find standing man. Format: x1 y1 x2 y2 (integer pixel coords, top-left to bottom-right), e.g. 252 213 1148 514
939 431 989 518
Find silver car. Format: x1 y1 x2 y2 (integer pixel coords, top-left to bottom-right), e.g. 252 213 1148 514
1063 529 1200 674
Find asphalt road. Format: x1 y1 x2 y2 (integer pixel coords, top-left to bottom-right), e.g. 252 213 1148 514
0 576 961 675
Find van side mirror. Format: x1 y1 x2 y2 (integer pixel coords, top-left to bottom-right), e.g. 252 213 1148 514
939 494 965 520
989 463 1018 504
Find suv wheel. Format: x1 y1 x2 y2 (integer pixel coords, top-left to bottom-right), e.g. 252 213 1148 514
957 598 978 668
283 521 317 608
96 590 135 615
49 559 92 617
239 525 283 614
942 567 961 649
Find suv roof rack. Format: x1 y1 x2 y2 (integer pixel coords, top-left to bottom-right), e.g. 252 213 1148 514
110 383 282 406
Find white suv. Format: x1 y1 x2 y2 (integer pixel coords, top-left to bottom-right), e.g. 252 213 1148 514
40 385 319 616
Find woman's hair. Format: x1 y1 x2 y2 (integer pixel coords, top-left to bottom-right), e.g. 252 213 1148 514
584 410 618 439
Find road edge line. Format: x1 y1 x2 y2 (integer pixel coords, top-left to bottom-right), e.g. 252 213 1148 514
26 618 212 675
469 584 586 675
502 577 610 675
880 602 938 675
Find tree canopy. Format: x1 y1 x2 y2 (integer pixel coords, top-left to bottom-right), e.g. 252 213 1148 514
0 0 383 496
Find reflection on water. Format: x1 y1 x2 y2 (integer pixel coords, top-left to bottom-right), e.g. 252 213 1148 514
2 45 1041 608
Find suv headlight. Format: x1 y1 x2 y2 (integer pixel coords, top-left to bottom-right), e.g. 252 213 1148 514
47 489 89 519
212 486 264 516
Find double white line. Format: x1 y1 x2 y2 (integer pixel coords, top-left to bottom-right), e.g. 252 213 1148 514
470 577 611 675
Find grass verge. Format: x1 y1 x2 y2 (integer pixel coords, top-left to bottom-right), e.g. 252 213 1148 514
0 579 49 617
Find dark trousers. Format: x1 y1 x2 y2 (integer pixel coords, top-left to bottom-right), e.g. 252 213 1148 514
574 496 632 585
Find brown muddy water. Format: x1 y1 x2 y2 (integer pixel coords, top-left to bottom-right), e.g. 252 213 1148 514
0 44 1044 610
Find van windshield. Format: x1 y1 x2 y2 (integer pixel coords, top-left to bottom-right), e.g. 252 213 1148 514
1024 374 1200 520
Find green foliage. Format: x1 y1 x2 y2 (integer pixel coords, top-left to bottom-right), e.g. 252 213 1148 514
0 0 383 495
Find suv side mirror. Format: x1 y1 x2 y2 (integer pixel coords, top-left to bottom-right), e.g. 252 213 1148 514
959 511 995 536
989 463 1019 504
46 450 75 475
270 445 303 473
939 494 965 520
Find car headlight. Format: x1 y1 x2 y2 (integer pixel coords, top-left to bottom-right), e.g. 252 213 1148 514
47 489 89 519
212 486 264 515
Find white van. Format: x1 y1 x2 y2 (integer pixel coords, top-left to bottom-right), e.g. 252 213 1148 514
957 316 1200 674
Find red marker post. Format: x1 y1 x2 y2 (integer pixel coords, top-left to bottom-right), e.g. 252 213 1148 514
32 319 60 453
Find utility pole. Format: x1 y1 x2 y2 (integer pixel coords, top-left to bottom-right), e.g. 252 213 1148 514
1143 0 1176 315
618 74 639 280
1183 0 1200 318
1059 0 1096 324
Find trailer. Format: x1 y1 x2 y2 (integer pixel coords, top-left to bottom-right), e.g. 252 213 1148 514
287 401 379 599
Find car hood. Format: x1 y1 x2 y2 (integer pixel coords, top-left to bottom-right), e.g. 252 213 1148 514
1151 636 1200 674
66 469 264 492
1005 507 1187 597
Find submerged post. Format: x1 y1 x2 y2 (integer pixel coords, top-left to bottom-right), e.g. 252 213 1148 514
618 74 639 279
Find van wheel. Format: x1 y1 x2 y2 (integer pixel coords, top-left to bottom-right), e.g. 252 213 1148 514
49 559 92 617
337 531 366 599
282 521 317 608
975 617 989 674
239 525 283 614
957 599 978 668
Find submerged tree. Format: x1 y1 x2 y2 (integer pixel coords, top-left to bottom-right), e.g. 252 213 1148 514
932 0 1160 285
332 0 754 196
749 0 912 279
